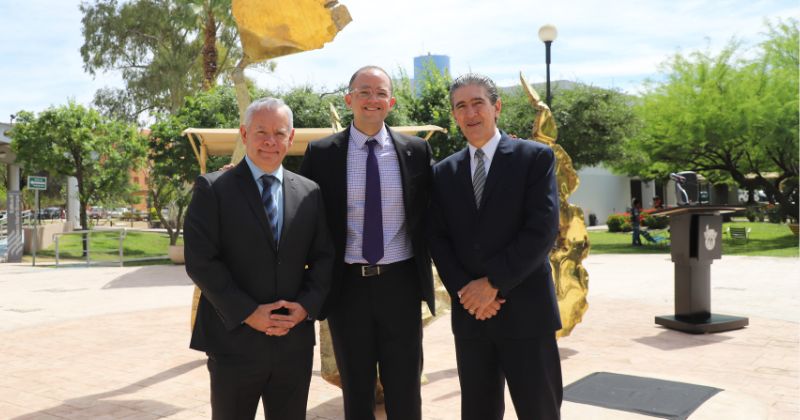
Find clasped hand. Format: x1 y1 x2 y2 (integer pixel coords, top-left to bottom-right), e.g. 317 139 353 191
458 277 506 321
244 300 308 336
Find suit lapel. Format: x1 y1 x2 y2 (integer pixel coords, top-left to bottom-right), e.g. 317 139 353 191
480 135 513 209
388 128 412 212
455 148 477 211
233 160 276 251
279 171 299 249
331 128 349 227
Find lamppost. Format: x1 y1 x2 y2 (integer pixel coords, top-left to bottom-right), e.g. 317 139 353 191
538 24 558 107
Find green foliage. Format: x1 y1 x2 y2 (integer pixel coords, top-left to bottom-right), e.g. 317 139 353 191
80 0 241 119
36 230 182 262
497 87 537 139
642 213 669 229
551 85 639 170
617 19 798 217
590 222 798 257
10 102 146 230
280 86 341 129
606 214 631 232
498 83 639 170
148 86 240 244
394 65 463 162
766 205 784 223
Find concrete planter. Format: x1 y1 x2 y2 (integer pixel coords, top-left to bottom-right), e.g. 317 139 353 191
168 244 185 265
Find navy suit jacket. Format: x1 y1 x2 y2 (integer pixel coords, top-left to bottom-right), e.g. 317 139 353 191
184 160 334 355
429 133 561 339
299 125 435 319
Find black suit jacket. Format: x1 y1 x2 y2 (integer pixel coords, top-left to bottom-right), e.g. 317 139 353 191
184 160 334 355
429 134 561 339
299 125 435 319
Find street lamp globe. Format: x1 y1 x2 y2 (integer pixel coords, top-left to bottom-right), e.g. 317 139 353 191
538 24 558 43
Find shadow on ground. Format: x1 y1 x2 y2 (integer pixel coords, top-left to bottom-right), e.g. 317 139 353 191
12 359 205 419
104 265 193 288
634 329 734 350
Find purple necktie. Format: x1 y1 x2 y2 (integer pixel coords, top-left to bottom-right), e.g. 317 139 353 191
362 139 384 265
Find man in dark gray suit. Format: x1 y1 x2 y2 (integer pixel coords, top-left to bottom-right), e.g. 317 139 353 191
185 97 334 420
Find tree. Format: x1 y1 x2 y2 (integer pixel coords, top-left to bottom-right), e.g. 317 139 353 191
80 0 240 120
394 66 462 162
499 84 639 170
618 19 798 220
148 86 240 245
10 102 146 232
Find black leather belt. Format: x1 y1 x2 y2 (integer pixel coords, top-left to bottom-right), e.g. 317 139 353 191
345 259 412 278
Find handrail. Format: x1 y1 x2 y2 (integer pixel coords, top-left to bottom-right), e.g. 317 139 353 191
53 228 128 267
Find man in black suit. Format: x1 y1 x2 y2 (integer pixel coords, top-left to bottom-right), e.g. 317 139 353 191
299 66 434 420
184 97 334 420
429 73 563 420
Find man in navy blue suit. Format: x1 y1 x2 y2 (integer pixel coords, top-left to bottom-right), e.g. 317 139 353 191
429 74 563 420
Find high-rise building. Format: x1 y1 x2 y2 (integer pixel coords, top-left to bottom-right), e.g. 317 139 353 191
412 54 450 94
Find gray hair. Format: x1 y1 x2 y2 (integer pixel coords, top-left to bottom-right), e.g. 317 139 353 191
449 73 499 107
348 65 393 93
243 97 294 130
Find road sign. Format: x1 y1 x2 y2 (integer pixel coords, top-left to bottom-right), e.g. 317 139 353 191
27 176 47 190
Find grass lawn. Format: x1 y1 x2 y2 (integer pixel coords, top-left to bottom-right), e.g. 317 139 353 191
35 230 183 264
588 222 799 257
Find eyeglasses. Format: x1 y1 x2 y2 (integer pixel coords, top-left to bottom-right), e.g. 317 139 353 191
349 88 391 101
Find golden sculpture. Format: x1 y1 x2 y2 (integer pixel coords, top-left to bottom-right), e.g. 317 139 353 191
229 0 352 163
520 73 590 338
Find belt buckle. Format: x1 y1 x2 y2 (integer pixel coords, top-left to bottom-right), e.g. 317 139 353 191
361 265 380 277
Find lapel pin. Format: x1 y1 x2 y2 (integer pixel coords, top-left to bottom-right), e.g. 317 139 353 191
406 150 412 156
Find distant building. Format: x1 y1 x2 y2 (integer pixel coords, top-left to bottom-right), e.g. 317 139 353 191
412 54 450 94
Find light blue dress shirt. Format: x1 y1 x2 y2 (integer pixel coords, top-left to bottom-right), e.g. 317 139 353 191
244 155 284 242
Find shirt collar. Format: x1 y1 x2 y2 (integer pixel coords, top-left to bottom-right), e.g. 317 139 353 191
349 123 390 150
244 155 283 186
468 128 501 162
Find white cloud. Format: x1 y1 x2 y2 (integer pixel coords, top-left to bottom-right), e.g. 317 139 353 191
0 0 796 122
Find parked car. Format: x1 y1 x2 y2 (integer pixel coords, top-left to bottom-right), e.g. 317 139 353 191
108 207 129 218
39 207 62 219
88 207 107 219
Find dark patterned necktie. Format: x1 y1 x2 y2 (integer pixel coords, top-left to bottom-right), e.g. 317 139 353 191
473 148 486 208
260 174 279 244
362 139 384 264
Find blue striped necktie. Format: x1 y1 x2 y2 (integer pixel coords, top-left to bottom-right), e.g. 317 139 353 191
260 174 280 244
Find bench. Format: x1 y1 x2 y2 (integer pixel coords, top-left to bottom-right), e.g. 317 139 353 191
726 226 751 244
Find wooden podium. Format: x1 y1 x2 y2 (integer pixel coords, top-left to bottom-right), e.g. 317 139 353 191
652 206 749 334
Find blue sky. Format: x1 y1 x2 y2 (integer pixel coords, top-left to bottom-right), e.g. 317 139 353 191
1 0 797 124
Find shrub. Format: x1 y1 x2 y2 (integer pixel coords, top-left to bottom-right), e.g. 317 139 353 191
642 213 669 229
745 207 758 222
607 214 628 232
766 205 783 223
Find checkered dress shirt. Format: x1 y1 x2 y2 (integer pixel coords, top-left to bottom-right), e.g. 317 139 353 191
345 124 412 264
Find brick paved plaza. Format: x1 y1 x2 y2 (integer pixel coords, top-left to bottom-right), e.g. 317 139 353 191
0 254 797 419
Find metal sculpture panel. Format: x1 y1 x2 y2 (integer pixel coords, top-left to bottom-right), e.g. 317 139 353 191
520 73 590 338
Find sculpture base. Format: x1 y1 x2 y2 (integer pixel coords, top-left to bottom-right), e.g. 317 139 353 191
655 314 749 334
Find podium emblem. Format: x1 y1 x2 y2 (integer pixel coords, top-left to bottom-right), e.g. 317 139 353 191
704 224 718 251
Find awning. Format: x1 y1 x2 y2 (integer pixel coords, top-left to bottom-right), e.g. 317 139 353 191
182 125 446 174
